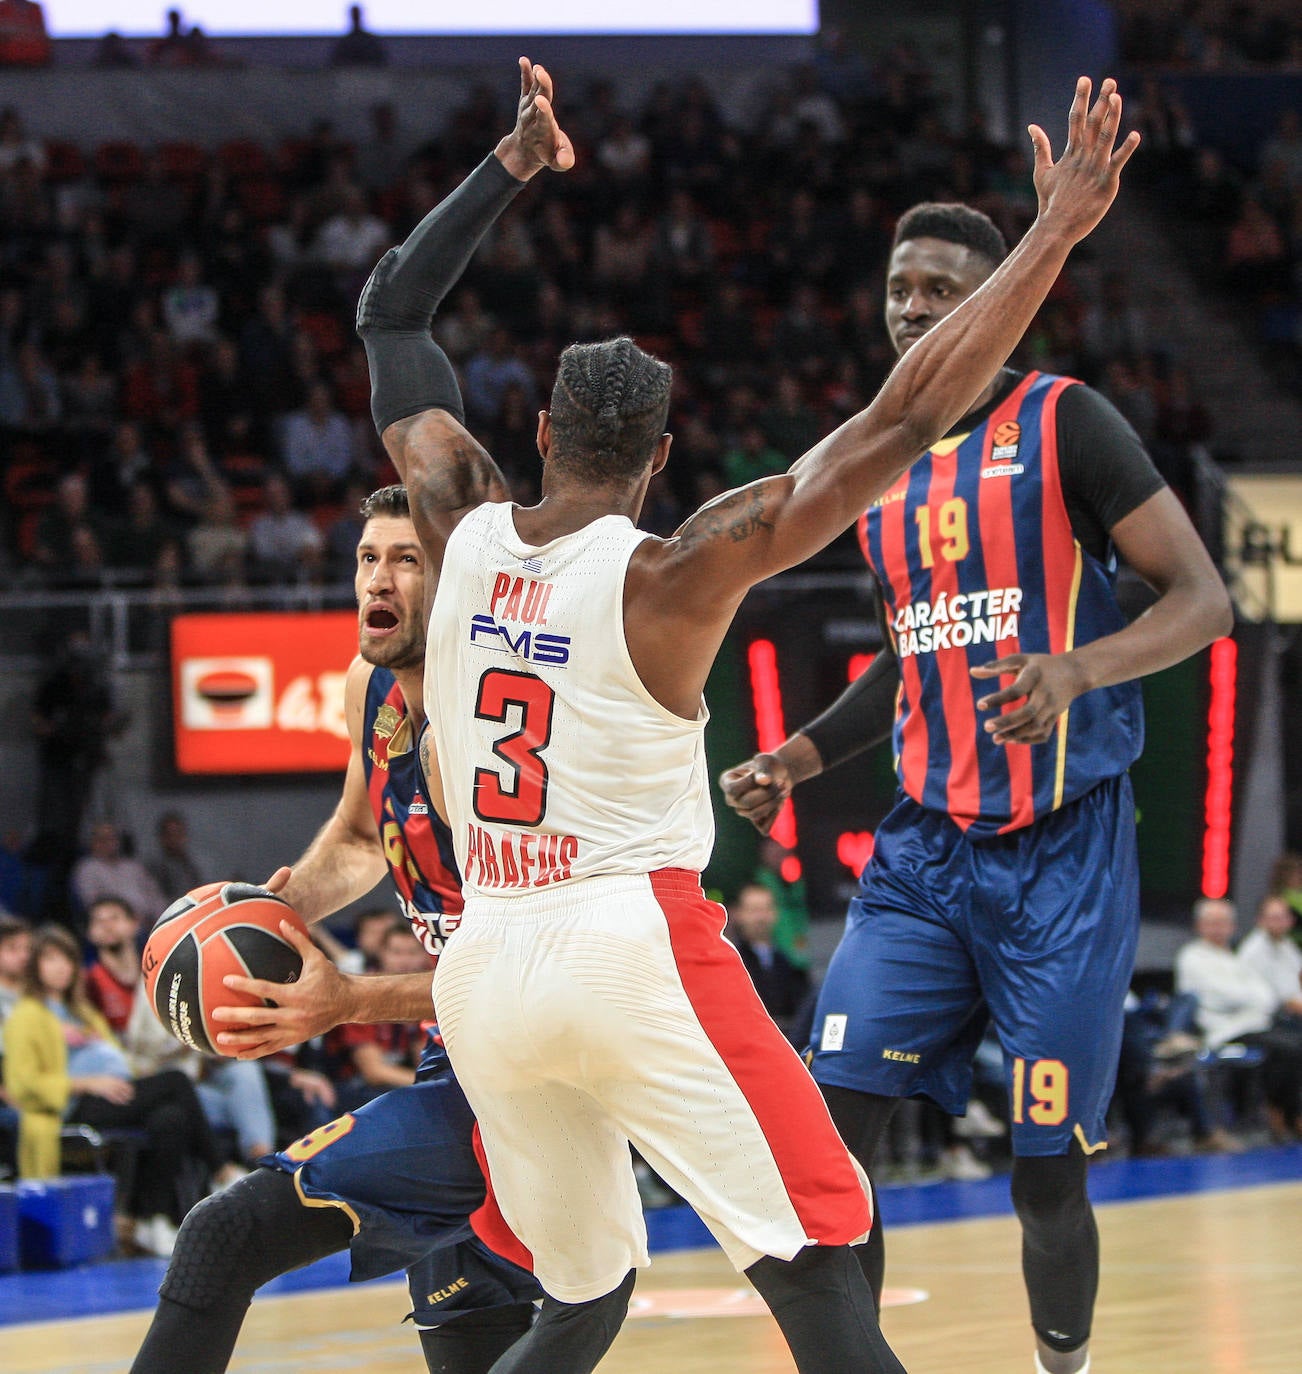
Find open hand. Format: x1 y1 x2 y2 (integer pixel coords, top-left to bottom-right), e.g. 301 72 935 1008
1029 77 1141 245
971 652 1089 745
497 56 575 179
211 919 355 1059
719 753 792 835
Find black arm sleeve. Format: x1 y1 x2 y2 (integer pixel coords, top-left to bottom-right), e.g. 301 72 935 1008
356 153 525 435
800 644 900 773
1056 384 1167 562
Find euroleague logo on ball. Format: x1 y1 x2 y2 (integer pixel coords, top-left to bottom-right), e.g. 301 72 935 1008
141 882 308 1056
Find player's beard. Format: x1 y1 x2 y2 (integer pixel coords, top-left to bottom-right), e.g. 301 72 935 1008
359 619 425 673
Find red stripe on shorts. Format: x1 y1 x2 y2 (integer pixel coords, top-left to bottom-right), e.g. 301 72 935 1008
469 1121 535 1273
650 869 872 1245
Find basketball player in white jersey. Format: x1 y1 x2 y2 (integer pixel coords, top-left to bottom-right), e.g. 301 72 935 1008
356 58 1139 1374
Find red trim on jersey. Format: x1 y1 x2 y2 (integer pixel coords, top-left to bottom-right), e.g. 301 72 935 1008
650 869 872 1245
877 478 929 802
1038 378 1079 655
979 373 1039 833
926 451 983 824
469 1121 535 1273
856 509 871 565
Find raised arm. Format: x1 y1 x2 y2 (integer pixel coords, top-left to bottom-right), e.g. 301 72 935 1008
358 57 573 571
656 79 1140 612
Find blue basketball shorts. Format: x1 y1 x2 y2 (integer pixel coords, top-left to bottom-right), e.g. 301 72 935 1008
809 774 1140 1157
264 1038 540 1326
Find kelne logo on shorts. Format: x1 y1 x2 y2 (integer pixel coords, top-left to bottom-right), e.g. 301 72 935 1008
892 586 1022 659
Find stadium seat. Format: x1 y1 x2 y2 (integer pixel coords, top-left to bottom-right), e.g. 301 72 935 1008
158 140 208 184
217 138 269 179
43 140 86 183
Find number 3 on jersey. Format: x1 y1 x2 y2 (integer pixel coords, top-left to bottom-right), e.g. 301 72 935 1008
473 668 555 826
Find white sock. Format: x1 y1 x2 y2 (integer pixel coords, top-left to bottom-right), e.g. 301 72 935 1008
1035 1353 1090 1374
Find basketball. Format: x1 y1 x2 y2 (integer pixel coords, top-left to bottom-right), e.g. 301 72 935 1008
142 882 308 1056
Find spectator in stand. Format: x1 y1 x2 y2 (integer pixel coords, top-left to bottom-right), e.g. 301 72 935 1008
0 914 31 1043
1261 108 1302 193
596 114 651 188
279 380 358 500
330 906 403 975
329 4 387 67
31 472 98 574
31 634 122 901
162 252 221 348
1176 897 1302 1141
248 472 323 582
4 923 229 1254
324 920 430 1110
1238 894 1302 1016
123 331 200 431
760 371 821 459
0 339 61 428
145 8 189 67
722 422 788 489
314 185 391 275
1224 195 1289 296
90 420 157 521
91 30 137 68
186 485 246 583
1270 852 1302 930
147 811 212 900
432 286 494 363
726 883 811 1045
72 823 167 928
462 325 536 427
106 482 176 575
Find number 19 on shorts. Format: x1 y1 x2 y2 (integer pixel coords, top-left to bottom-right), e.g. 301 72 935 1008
1010 1057 1069 1126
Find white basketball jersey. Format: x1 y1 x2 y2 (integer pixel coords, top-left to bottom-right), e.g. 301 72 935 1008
427 502 714 897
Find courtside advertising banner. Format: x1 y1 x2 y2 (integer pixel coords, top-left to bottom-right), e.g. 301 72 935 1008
1224 473 1302 623
171 611 355 774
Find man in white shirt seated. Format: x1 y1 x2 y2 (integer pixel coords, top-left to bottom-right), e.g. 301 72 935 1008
1176 897 1302 1141
1237 895 1302 1018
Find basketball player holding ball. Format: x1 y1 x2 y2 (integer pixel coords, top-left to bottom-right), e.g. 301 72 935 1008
129 482 541 1374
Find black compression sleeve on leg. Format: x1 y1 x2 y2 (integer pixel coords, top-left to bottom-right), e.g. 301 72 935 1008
746 1246 906 1374
820 1084 900 1312
485 1269 635 1374
1011 1145 1097 1353
418 1302 536 1374
130 1168 353 1374
357 153 524 435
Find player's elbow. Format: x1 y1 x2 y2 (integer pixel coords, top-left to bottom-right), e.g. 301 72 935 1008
1197 573 1234 643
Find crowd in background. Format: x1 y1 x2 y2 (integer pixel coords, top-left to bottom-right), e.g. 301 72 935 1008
4 38 1281 599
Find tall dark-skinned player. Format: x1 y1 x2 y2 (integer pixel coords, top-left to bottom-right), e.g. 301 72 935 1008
721 201 1232 1374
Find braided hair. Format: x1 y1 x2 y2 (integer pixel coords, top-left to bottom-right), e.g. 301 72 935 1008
548 337 672 483
892 203 1008 273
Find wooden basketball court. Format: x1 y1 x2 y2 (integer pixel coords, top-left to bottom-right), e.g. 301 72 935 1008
5 1179 1300 1373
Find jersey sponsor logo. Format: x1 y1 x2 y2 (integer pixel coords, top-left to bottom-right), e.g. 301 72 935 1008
490 572 554 625
469 615 572 666
408 798 428 815
396 890 459 956
870 487 907 510
465 823 578 890
881 1048 921 1064
820 1013 847 1052
367 746 390 771
980 462 1025 478
891 586 1022 659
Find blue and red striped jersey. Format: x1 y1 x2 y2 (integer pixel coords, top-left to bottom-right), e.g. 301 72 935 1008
361 666 463 955
858 371 1143 837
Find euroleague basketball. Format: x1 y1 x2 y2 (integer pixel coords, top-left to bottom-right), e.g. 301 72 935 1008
142 882 309 1056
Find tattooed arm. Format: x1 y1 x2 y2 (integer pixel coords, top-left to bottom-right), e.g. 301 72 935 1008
626 79 1139 714
382 409 510 577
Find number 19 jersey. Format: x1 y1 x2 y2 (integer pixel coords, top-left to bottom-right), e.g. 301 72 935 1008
427 502 715 899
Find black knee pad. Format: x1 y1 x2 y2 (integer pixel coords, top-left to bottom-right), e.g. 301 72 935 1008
158 1168 351 1312
158 1188 259 1311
